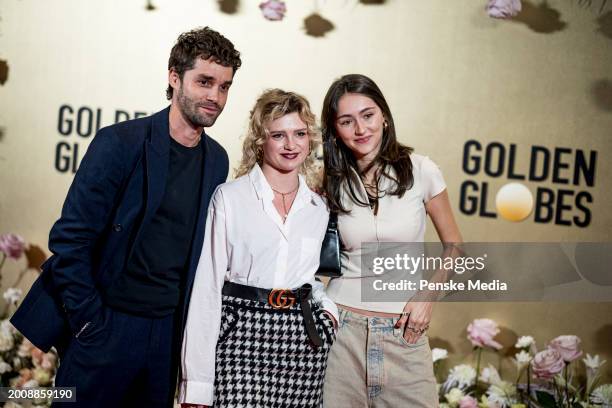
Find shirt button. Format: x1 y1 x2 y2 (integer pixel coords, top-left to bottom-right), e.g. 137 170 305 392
113 224 123 232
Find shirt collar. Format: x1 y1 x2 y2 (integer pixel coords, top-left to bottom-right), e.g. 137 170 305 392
249 164 320 206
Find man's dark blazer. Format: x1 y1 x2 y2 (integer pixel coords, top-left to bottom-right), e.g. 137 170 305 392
11 106 229 353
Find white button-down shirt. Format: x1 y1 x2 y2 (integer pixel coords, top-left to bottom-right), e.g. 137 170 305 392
178 164 338 406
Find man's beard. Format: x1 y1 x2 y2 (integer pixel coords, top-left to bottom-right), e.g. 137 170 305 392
177 87 223 128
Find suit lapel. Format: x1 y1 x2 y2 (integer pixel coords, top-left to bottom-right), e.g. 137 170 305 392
142 108 170 228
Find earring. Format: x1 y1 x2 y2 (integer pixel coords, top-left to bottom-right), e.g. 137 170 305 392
383 121 389 130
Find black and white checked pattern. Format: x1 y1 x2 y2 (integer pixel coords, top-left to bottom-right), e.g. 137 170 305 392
214 294 336 407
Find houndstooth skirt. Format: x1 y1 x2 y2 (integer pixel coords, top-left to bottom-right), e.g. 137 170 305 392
214 294 336 407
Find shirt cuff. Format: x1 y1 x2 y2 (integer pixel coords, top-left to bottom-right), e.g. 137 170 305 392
178 380 214 406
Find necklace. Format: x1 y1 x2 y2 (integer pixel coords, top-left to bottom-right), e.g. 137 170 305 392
271 183 299 221
362 174 380 216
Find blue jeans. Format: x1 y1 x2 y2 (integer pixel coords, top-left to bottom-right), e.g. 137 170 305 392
323 307 438 407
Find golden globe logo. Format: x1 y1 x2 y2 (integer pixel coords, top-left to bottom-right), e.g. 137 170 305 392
460 140 596 227
495 182 533 222
54 105 151 173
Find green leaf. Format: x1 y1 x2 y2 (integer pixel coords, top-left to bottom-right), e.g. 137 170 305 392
535 390 558 408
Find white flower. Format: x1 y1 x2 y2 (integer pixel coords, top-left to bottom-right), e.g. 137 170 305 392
32 367 51 386
444 364 476 391
445 387 464 405
0 360 11 374
486 380 517 407
22 379 39 388
515 335 534 349
0 319 15 335
0 330 14 352
3 288 22 305
478 395 492 408
584 353 607 386
583 353 606 370
591 384 612 405
0 320 16 352
432 348 449 363
12 357 22 370
513 350 532 370
1 319 16 340
480 364 502 385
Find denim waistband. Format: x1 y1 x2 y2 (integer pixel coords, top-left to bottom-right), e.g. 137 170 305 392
339 307 402 328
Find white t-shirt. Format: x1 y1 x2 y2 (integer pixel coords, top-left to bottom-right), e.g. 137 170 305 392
326 153 447 313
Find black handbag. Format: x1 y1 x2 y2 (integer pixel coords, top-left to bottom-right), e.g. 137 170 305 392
316 212 343 278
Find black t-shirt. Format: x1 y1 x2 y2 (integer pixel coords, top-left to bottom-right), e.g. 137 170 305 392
106 136 203 317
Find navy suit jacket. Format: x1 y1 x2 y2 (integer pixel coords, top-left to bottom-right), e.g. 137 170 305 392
11 107 229 352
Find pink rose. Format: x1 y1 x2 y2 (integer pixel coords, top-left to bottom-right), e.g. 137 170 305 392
486 0 522 19
259 0 286 21
16 368 33 386
460 395 479 408
0 233 26 260
31 347 44 367
549 335 582 362
40 353 57 371
531 348 565 380
17 338 34 358
467 318 503 350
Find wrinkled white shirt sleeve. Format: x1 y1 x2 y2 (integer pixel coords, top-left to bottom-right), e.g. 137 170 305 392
309 277 339 323
178 188 228 406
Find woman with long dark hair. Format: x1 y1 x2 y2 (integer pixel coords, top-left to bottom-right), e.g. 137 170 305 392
179 89 338 408
321 74 462 407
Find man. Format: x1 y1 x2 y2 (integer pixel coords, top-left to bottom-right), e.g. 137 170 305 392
11 27 241 407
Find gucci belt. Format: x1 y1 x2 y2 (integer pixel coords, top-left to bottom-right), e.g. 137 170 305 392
222 281 324 347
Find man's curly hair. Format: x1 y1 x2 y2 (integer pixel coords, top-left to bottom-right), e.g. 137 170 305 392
166 27 242 100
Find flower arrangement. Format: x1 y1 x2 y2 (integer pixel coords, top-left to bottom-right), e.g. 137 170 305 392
435 318 611 407
260 0 287 21
0 233 58 407
486 0 522 19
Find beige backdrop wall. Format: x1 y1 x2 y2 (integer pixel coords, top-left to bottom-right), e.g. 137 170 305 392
1 0 611 381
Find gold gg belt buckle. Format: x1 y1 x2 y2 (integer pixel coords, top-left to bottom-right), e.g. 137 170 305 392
268 289 296 309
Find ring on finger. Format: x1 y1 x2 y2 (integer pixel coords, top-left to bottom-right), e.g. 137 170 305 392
408 326 426 334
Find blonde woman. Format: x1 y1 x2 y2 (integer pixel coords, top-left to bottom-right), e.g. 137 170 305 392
179 89 338 408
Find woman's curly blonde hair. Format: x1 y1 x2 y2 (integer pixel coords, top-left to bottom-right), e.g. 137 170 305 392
234 89 322 188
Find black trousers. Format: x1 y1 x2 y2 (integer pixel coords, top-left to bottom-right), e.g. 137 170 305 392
52 307 180 408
